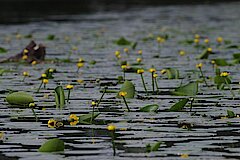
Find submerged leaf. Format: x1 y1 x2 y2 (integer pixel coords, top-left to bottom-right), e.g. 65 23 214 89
79 112 100 124
197 48 212 59
6 91 34 106
214 76 231 89
213 59 229 66
166 68 179 79
172 82 198 96
227 110 235 118
140 104 159 112
114 37 131 46
117 81 135 99
146 141 162 152
0 47 7 53
38 138 64 152
169 98 189 112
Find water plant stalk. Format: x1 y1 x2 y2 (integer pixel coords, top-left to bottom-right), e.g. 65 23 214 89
199 68 208 87
151 72 155 93
122 96 130 112
111 131 116 156
37 81 43 93
224 78 235 98
140 74 148 95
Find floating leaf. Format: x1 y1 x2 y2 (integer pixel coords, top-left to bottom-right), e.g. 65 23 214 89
38 138 64 152
169 98 189 112
0 47 7 53
117 81 135 98
47 34 55 40
225 44 239 49
146 141 162 152
113 37 131 46
79 112 100 124
166 68 179 79
172 82 198 96
140 104 159 112
227 110 235 118
6 91 34 106
131 42 138 50
233 53 240 59
54 86 65 108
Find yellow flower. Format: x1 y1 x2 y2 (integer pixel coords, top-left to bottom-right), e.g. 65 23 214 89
119 91 127 97
124 48 129 53
107 124 116 131
180 153 189 158
16 33 22 39
78 58 84 62
216 36 223 43
138 50 142 55
121 65 128 70
115 50 120 57
211 60 215 64
207 47 212 52
29 103 35 108
23 71 29 77
49 68 54 73
31 61 37 65
196 63 203 69
137 69 144 74
153 73 158 78
48 119 57 128
179 50 185 56
194 38 199 44
41 73 47 78
149 68 156 73
77 79 84 83
157 37 165 43
22 55 28 60
91 101 97 106
204 39 209 44
69 114 79 126
72 46 78 51
136 58 142 63
43 79 49 84
0 132 4 140
66 84 74 90
160 69 167 74
23 49 28 54
77 62 84 68
116 55 121 59
220 72 229 77
195 34 200 39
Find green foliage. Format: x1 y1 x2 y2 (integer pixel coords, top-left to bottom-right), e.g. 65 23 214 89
114 37 131 46
117 81 135 99
172 82 198 96
169 98 189 112
6 91 34 106
197 48 212 59
140 104 159 112
214 76 231 89
166 68 179 79
47 34 55 40
54 86 65 108
227 110 235 118
78 112 100 124
38 138 64 152
0 47 7 53
131 42 138 50
213 59 229 66
146 141 162 152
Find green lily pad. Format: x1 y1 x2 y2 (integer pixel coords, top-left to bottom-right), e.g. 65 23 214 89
38 138 64 152
169 98 189 112
146 141 162 152
213 59 229 66
54 86 65 108
117 81 135 99
172 82 198 96
140 104 159 112
6 91 34 106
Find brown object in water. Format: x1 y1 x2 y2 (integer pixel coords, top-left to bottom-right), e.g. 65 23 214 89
1 41 46 63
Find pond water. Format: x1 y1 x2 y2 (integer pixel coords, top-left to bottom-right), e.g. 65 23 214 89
0 2 240 159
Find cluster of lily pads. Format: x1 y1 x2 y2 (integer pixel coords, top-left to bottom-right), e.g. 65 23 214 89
1 32 240 156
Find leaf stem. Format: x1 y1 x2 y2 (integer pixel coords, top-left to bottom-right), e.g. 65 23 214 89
122 96 130 112
140 74 148 95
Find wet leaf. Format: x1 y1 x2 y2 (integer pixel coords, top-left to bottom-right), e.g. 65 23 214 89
131 42 138 50
172 82 198 96
47 34 55 40
117 80 135 99
6 91 34 106
214 76 231 89
169 98 189 112
0 47 7 53
197 48 211 59
114 37 131 45
54 86 65 108
227 110 235 118
79 112 100 124
38 138 64 152
140 104 159 112
233 53 240 59
146 141 162 152
213 58 229 66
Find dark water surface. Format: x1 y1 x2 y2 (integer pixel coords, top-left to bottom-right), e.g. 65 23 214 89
0 1 240 160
